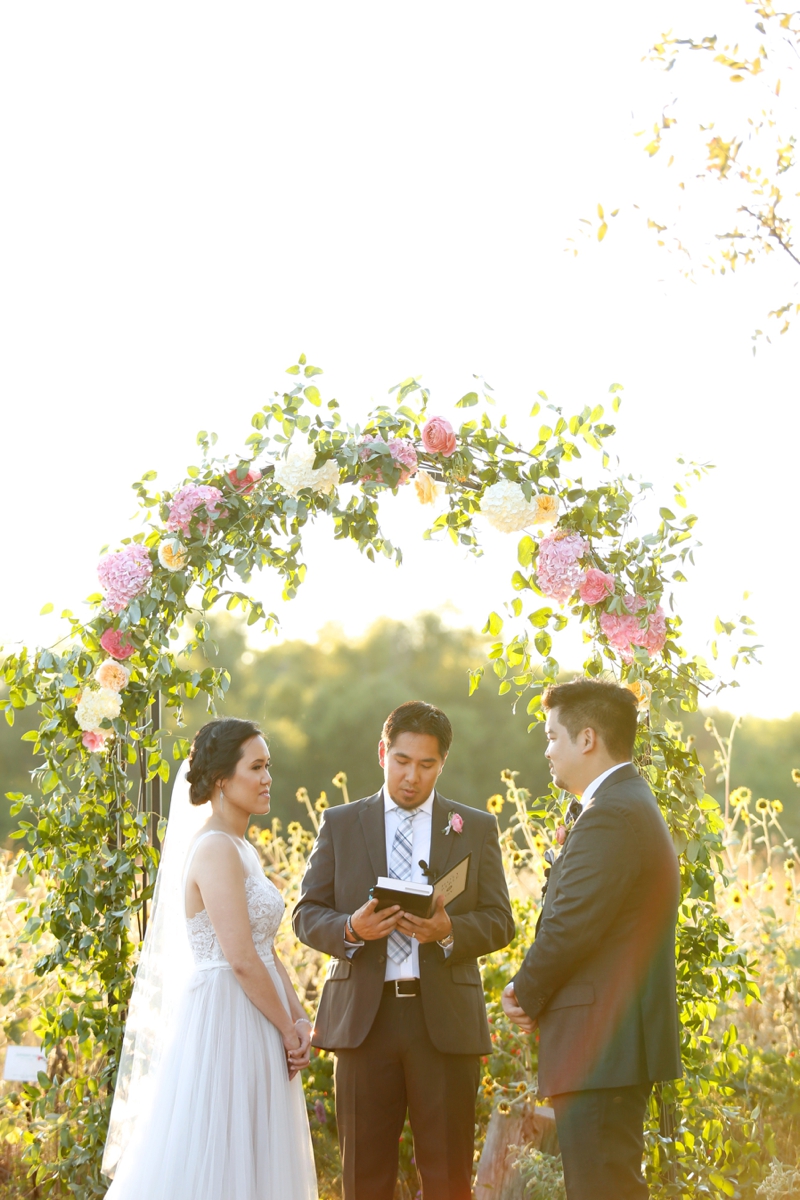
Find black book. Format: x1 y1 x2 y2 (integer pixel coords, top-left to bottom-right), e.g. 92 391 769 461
370 853 471 918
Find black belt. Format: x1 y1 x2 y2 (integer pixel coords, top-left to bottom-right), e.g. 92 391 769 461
383 979 421 997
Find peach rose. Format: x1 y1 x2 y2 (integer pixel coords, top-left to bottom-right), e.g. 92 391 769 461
421 417 457 458
96 661 130 692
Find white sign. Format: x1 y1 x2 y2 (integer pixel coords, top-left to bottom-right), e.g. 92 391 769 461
3 1045 47 1082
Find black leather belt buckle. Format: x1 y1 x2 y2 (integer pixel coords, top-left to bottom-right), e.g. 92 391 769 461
390 979 420 997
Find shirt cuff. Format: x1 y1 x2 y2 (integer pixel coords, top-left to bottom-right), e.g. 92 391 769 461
343 939 363 958
441 940 454 959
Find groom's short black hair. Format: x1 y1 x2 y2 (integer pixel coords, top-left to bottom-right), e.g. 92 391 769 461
381 701 453 759
543 679 638 760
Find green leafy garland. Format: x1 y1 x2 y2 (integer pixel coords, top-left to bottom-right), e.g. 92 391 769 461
1 359 760 1196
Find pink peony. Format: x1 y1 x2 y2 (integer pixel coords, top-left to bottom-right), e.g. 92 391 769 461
449 812 464 834
359 436 418 485
227 465 262 494
82 730 108 753
166 484 224 535
98 544 153 614
99 628 135 660
536 530 589 604
599 594 667 662
579 568 616 606
421 417 457 458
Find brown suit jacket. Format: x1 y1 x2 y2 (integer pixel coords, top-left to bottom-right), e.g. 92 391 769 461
293 790 514 1055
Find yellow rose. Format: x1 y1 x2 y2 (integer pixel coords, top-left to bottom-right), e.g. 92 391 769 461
626 679 653 711
531 494 558 527
414 470 443 505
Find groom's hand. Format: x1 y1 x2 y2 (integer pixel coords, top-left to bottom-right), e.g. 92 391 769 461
501 982 536 1033
350 898 402 941
396 893 452 945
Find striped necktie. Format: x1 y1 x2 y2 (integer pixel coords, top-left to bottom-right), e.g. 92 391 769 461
387 807 417 965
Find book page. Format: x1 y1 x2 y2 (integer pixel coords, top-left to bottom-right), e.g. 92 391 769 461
432 853 470 907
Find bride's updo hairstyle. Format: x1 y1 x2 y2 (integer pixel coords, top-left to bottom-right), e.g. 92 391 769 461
185 718 264 806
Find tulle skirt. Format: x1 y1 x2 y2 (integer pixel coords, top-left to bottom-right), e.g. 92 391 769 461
105 959 318 1200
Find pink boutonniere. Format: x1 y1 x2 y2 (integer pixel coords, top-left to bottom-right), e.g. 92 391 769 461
443 811 463 836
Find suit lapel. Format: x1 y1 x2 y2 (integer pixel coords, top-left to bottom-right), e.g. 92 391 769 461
428 793 460 879
358 792 387 879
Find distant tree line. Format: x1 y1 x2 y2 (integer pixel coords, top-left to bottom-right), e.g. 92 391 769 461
1 615 797 845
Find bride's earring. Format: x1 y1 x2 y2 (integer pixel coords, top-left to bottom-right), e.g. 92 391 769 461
218 787 225 817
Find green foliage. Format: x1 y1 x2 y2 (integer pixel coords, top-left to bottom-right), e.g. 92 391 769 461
0 358 766 1195
573 1 800 346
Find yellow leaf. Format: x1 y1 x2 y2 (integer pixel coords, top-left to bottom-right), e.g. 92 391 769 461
597 203 604 219
776 78 781 96
597 222 608 242
729 73 745 82
644 140 660 157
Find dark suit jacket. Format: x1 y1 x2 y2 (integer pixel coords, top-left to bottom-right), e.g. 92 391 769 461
513 764 682 1097
293 790 514 1055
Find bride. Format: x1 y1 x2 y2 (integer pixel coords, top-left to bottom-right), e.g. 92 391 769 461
102 717 318 1199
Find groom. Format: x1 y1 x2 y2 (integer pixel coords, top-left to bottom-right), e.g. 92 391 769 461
502 679 682 1199
294 700 514 1200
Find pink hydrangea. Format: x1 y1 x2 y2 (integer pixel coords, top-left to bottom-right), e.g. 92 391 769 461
638 604 667 656
99 628 135 660
98 545 153 614
359 436 418 485
166 484 224 535
579 568 616 606
536 530 589 604
599 594 667 662
227 465 262 494
82 730 109 753
421 417 457 458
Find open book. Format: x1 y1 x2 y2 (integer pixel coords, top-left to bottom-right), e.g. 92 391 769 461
370 853 471 918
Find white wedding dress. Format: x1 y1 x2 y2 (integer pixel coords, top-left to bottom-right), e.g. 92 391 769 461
104 830 318 1200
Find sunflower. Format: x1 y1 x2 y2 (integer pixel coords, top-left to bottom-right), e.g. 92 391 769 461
315 792 329 812
731 890 743 907
772 800 784 814
487 795 504 814
786 860 795 872
756 798 770 813
731 787 752 806
792 768 800 786
287 821 303 836
497 1102 511 1115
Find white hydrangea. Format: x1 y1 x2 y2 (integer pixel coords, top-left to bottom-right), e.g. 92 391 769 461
480 480 556 533
273 450 339 497
76 686 122 733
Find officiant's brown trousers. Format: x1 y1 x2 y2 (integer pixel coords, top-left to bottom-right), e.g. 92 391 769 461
334 986 481 1200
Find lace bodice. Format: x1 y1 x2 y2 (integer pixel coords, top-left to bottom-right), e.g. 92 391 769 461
185 838 285 968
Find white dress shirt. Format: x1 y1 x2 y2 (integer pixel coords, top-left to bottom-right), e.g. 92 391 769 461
382 787 435 981
579 762 633 810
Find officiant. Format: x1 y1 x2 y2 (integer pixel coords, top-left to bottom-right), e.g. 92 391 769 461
294 700 514 1200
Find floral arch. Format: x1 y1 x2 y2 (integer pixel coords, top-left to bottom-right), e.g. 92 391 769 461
2 357 757 1195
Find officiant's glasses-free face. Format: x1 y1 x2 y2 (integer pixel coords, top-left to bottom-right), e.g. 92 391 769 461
379 731 447 810
217 735 272 818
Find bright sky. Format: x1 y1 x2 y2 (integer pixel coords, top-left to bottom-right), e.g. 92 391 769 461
1 2 797 719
